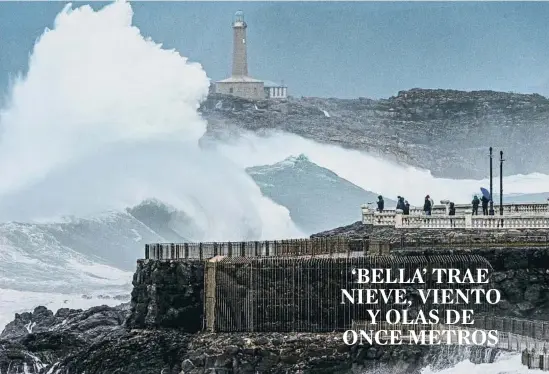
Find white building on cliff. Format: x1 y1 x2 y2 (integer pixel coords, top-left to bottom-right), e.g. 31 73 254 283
215 11 287 100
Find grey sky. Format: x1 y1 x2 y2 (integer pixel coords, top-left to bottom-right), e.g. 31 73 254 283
1 1 548 99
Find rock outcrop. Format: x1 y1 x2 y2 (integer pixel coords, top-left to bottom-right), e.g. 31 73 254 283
0 304 129 374
126 259 204 331
0 311 498 374
200 89 549 179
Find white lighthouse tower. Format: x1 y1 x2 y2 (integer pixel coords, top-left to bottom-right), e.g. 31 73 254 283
215 11 265 100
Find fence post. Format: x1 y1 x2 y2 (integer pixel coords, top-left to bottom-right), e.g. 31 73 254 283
265 241 270 256
199 243 203 260
228 242 232 257
145 244 149 259
204 260 217 332
241 241 246 257
213 242 218 256
254 241 259 256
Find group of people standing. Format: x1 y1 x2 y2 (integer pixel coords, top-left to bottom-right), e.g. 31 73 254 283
375 195 463 216
377 195 412 215
471 195 490 215
421 195 457 216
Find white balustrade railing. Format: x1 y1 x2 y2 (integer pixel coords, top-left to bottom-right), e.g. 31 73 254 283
470 216 549 229
400 215 467 229
363 201 549 217
372 212 397 226
362 201 549 229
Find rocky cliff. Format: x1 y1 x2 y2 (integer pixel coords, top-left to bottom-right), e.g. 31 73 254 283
2 232 549 373
201 89 549 179
126 259 204 331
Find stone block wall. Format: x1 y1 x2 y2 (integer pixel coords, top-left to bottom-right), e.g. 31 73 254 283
126 259 205 331
215 81 265 100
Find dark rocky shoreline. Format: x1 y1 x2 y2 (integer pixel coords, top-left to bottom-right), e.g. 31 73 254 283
2 225 549 373
0 305 499 374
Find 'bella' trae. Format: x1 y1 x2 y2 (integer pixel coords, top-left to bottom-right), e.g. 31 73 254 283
355 268 425 284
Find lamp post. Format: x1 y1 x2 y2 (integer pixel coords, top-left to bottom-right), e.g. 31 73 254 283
489 147 494 215
500 151 504 216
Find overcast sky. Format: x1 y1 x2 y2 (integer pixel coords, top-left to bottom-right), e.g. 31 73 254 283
1 1 549 99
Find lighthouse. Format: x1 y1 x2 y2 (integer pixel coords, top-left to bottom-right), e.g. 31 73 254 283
215 11 287 100
232 10 248 77
215 11 265 100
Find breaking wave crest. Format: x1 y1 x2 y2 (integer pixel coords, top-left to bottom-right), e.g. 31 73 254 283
214 130 549 206
0 1 302 241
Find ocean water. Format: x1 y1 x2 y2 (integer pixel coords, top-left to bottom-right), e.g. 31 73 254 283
0 2 547 372
421 352 543 374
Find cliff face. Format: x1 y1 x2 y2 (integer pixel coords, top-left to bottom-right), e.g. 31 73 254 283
126 259 204 331
200 89 549 179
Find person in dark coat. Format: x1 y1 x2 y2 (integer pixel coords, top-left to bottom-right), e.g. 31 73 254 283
481 195 489 215
403 200 410 215
449 202 456 227
396 196 406 211
423 196 432 215
472 195 480 215
377 195 384 212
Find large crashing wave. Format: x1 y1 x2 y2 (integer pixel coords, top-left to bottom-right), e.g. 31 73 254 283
214 131 549 206
0 0 548 242
0 1 302 241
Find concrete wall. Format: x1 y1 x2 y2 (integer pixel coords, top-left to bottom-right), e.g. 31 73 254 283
216 81 265 100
